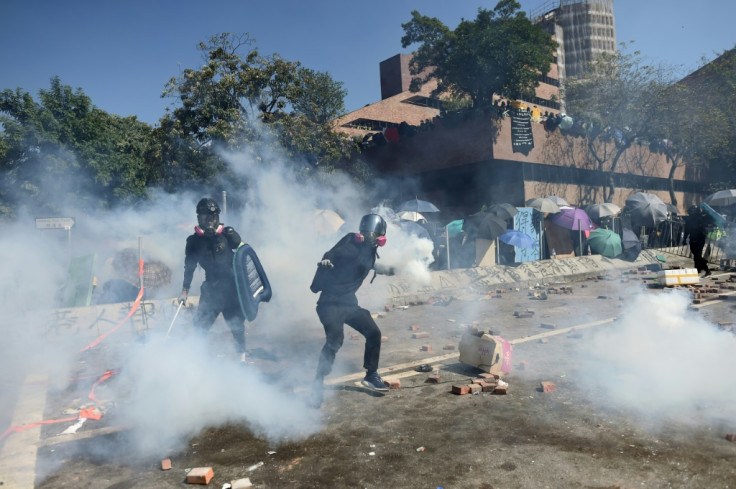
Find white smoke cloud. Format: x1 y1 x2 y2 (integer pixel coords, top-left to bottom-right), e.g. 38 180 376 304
0 117 438 461
575 288 736 428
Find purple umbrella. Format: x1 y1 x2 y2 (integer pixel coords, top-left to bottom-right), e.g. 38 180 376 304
550 207 596 231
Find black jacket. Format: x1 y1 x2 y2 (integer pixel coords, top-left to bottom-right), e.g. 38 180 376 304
311 233 377 306
182 226 242 292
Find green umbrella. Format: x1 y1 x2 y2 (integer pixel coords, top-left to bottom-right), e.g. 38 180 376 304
587 228 622 258
446 219 464 238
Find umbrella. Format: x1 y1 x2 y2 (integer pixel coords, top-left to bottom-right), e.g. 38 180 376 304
525 197 561 214
544 196 570 206
704 189 736 207
474 213 507 240
463 212 508 240
625 192 668 228
498 229 535 248
399 198 440 213
487 203 518 221
586 203 621 221
446 219 464 238
398 220 431 240
397 211 426 222
550 207 596 231
312 209 344 235
587 228 623 258
621 228 641 261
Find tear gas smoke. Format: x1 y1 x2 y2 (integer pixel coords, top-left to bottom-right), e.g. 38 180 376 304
0 118 437 462
575 289 736 428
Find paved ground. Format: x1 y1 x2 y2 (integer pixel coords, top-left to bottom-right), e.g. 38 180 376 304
3 252 736 488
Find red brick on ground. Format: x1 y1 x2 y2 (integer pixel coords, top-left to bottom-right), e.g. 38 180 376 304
409 324 420 331
426 374 440 383
443 344 456 350
451 384 470 395
421 344 432 352
412 332 430 339
161 459 172 471
186 467 214 485
468 384 482 394
541 381 556 393
384 379 401 389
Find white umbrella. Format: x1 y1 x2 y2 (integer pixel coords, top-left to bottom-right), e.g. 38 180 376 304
586 203 621 220
704 189 736 207
525 197 561 214
544 196 570 207
397 211 426 222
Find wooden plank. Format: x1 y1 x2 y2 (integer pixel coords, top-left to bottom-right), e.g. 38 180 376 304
0 373 48 489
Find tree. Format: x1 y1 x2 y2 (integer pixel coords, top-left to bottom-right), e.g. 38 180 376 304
161 32 356 179
563 46 673 202
400 0 557 109
0 77 152 219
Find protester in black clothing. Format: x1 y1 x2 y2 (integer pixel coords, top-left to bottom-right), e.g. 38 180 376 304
684 205 711 276
309 214 389 407
179 198 248 361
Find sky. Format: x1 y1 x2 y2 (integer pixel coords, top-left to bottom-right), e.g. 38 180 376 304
2 0 735 126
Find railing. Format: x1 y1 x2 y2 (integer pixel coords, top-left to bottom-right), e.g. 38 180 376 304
644 218 733 269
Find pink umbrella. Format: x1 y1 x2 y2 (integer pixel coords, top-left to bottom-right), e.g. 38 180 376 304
550 207 596 231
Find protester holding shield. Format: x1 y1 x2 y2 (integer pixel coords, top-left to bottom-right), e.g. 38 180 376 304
179 198 248 361
309 214 390 407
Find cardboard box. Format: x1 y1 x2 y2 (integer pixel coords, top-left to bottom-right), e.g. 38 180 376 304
657 268 699 286
458 331 513 375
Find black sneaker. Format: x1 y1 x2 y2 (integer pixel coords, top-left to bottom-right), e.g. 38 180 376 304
361 371 388 391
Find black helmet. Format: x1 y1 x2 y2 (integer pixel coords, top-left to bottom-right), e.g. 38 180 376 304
359 214 387 236
196 198 221 235
196 198 220 215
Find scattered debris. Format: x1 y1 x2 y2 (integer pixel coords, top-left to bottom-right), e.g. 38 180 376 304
231 478 253 489
186 467 214 485
416 446 425 452
415 364 433 373
246 461 264 472
541 323 556 329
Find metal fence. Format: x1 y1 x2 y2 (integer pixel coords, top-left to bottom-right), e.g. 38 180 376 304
644 218 734 269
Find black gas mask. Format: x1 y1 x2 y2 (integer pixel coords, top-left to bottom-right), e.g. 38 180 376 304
194 198 223 237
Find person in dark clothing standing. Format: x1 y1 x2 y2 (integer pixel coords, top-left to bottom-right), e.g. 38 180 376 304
684 205 711 277
179 198 248 361
309 214 389 407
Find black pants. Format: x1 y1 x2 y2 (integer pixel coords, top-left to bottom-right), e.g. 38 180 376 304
315 303 381 378
194 280 246 354
689 240 708 274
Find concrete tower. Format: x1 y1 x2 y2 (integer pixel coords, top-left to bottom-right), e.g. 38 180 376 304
532 0 617 82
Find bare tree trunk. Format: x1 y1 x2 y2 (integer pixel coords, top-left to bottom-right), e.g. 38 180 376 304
667 154 680 207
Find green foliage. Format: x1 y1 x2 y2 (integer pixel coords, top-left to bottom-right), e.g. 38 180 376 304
401 0 557 109
0 77 152 219
161 32 356 178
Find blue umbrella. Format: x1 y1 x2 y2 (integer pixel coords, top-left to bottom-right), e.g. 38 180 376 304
498 229 535 248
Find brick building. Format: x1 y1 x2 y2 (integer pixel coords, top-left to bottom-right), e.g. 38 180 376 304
330 5 712 220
